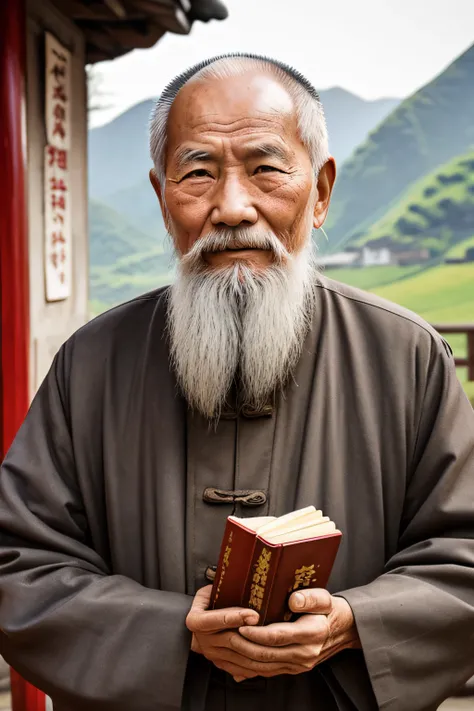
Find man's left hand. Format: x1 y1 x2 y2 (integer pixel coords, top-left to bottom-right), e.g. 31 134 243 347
231 588 360 681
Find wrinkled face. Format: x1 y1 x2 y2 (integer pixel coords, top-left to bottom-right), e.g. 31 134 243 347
151 72 335 268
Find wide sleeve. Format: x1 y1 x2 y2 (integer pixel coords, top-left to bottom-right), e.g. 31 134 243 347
338 336 474 710
0 347 193 711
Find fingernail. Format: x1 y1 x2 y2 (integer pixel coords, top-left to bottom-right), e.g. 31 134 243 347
293 593 305 609
244 613 259 625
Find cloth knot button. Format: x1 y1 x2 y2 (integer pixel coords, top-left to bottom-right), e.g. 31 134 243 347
202 488 267 507
205 565 217 582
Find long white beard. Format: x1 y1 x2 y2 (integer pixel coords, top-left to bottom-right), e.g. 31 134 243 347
167 228 317 420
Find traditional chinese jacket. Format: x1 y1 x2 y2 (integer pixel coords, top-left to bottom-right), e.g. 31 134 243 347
1 277 474 711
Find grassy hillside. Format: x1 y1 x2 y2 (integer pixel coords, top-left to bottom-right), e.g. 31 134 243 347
373 263 474 322
320 264 424 291
374 264 474 403
446 234 474 258
89 199 173 311
89 199 158 266
348 149 474 254
325 262 474 403
104 177 168 243
325 43 474 252
90 262 174 314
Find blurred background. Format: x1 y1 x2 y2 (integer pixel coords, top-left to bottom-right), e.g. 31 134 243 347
0 1 473 709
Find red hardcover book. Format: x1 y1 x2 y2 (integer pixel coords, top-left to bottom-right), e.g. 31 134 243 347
210 506 342 624
210 515 274 610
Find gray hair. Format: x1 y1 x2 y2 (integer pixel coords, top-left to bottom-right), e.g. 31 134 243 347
149 53 330 186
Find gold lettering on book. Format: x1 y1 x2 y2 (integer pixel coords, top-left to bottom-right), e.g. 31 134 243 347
214 531 233 604
249 547 272 611
283 564 320 621
290 564 319 591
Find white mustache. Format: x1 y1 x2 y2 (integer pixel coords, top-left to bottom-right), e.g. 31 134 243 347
180 228 291 271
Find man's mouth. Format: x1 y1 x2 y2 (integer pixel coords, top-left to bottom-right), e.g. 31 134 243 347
205 244 261 254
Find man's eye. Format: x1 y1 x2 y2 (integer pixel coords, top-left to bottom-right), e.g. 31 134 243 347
254 165 282 174
181 169 212 180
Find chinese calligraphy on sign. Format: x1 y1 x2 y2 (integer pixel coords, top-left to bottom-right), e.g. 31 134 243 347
249 547 272 612
44 32 71 302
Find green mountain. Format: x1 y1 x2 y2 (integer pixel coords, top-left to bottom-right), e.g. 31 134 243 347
89 199 158 266
89 199 173 312
325 43 474 252
347 148 474 254
89 100 154 200
103 176 166 243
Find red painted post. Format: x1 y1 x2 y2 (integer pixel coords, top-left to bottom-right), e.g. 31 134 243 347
10 678 47 711
0 0 30 446
0 0 45 710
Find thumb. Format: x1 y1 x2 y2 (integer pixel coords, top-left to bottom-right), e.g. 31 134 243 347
289 588 332 614
191 585 214 613
187 586 259 633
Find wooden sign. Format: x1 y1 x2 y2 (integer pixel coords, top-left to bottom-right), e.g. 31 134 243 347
44 32 71 302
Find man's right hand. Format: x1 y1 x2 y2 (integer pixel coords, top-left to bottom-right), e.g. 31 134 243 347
186 585 259 670
186 586 303 681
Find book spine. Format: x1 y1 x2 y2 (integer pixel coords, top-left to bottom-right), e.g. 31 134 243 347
242 537 282 625
210 519 257 610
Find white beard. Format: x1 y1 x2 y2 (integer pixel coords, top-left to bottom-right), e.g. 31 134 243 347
167 228 317 420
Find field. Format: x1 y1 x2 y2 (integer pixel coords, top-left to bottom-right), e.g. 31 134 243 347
325 262 474 403
320 264 424 291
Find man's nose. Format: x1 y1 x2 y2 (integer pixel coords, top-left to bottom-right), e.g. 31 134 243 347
210 175 258 227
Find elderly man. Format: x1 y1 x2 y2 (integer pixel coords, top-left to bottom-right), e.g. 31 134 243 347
1 54 474 711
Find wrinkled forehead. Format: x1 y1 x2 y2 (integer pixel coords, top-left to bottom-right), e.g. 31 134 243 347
166 72 300 146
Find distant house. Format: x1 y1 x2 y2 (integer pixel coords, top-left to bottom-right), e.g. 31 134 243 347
317 252 360 269
360 246 393 266
318 242 431 271
317 247 393 270
363 239 430 266
391 248 431 266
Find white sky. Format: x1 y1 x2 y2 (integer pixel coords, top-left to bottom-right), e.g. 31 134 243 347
90 0 474 128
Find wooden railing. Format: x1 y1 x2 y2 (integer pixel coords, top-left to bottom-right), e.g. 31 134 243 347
432 324 474 381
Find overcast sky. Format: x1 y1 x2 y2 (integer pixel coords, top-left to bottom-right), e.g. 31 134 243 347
90 0 474 128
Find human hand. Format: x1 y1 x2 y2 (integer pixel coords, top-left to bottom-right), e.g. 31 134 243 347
230 588 360 681
187 586 359 682
186 586 306 680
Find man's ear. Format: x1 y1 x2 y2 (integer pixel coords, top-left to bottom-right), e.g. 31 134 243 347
149 168 174 238
149 168 166 217
313 158 336 230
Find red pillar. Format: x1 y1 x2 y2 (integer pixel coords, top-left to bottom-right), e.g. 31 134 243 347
0 0 30 447
0 1 45 710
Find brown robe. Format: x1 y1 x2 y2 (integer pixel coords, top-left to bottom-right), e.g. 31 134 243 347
1 276 474 711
